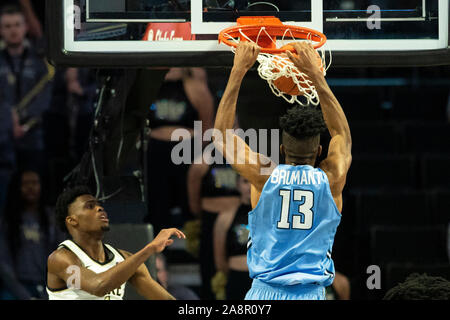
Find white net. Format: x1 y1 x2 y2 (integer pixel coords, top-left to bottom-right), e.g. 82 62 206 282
223 26 331 106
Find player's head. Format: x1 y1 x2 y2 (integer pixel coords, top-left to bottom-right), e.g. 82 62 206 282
55 186 110 236
0 5 27 49
279 103 326 166
383 273 450 300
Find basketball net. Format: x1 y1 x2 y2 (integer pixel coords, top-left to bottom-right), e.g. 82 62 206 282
221 24 331 106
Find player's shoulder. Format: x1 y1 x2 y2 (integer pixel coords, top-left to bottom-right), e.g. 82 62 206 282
320 151 352 177
319 157 350 183
47 245 81 271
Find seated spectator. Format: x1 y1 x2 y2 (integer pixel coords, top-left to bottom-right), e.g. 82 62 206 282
187 151 241 300
155 253 199 300
383 273 450 300
145 67 215 235
325 271 351 300
213 175 252 300
0 170 64 299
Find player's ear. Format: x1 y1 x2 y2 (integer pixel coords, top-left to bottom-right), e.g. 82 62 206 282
280 144 286 157
317 145 323 158
66 215 78 228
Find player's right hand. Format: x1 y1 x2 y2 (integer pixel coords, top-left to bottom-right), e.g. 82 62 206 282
233 42 260 71
149 228 186 253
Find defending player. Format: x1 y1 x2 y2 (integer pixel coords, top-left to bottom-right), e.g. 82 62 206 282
213 42 352 300
46 186 186 300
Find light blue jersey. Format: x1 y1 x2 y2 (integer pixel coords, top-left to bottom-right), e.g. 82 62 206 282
247 164 341 292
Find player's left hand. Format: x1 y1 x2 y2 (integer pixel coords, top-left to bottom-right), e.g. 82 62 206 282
286 42 323 80
148 228 186 253
233 42 260 72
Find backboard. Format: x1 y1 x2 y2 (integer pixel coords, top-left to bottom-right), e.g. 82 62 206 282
46 0 449 67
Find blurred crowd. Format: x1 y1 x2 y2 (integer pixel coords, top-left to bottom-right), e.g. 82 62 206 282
7 0 436 301
0 1 99 300
0 1 271 301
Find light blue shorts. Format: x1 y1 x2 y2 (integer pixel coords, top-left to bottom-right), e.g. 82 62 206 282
244 279 326 300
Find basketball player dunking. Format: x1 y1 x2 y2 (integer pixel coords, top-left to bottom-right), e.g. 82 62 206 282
46 186 186 300
213 42 352 300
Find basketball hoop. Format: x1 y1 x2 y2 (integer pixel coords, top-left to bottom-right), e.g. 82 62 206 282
218 16 331 106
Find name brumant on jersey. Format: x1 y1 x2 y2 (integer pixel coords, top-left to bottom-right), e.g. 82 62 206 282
270 167 323 185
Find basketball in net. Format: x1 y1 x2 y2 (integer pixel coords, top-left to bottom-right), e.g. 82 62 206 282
218 16 330 105
271 44 324 96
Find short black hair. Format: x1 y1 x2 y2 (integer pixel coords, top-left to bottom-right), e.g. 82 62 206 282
279 104 326 140
0 4 24 20
55 186 92 233
383 273 450 300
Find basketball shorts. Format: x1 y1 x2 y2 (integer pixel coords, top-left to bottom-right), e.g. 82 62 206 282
244 279 326 300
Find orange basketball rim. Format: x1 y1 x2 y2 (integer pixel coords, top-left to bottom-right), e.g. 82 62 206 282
218 16 327 54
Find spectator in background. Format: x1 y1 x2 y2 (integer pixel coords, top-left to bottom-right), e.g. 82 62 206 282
145 67 215 234
383 273 450 300
0 170 64 299
325 271 351 300
213 175 252 300
0 4 21 216
0 56 15 218
44 67 97 163
155 253 200 300
42 67 98 205
0 5 53 175
2 0 43 40
64 68 97 161
187 151 241 300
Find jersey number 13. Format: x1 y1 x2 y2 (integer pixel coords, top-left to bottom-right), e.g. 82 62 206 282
277 189 314 230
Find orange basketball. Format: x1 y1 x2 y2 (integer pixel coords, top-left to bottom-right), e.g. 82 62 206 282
272 44 323 96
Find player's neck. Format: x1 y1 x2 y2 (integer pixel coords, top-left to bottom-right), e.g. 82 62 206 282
286 161 315 167
72 233 106 262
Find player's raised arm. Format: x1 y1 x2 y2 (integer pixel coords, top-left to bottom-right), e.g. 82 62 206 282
287 43 352 211
213 42 275 191
47 228 184 298
119 250 175 300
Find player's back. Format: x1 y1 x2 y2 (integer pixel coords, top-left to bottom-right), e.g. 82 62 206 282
247 164 341 287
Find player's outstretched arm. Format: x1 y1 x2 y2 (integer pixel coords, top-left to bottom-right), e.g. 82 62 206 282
213 42 275 191
120 250 175 300
287 43 352 211
47 228 185 298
